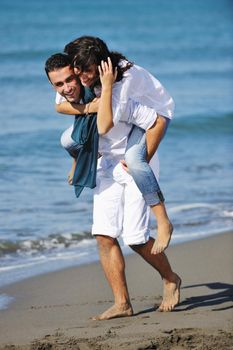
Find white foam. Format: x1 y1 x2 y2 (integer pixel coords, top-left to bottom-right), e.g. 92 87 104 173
0 239 99 288
222 210 233 218
169 203 216 213
0 294 14 310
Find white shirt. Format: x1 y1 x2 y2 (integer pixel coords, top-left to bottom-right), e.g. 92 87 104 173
94 61 175 126
98 107 156 161
97 116 160 184
96 62 174 178
56 62 173 181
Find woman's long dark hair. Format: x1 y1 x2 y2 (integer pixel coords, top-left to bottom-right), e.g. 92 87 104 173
64 36 133 83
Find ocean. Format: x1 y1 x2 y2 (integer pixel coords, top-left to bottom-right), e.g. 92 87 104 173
0 0 232 307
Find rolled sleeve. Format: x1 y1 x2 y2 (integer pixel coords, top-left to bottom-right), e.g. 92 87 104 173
55 92 66 105
126 99 158 130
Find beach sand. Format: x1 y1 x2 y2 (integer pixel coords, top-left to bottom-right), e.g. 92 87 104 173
0 232 232 349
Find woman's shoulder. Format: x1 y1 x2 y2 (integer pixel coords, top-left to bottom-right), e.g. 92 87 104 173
119 60 149 77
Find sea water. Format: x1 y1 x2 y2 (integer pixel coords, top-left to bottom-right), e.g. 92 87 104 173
0 0 232 296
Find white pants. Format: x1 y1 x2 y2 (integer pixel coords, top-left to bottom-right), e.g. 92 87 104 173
92 162 151 246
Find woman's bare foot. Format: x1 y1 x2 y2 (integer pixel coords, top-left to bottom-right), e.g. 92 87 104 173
151 221 173 255
92 303 133 321
159 274 181 312
67 159 77 185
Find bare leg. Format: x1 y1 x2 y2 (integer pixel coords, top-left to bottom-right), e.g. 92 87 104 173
93 235 133 320
145 117 173 254
124 118 172 255
67 158 77 185
150 202 173 255
130 237 181 312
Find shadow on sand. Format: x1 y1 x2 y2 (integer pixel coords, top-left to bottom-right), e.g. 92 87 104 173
135 282 233 316
178 282 233 311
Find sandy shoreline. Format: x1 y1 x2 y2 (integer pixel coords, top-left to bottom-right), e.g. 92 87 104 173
0 232 232 349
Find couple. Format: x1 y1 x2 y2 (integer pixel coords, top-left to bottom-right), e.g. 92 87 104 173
45 36 181 320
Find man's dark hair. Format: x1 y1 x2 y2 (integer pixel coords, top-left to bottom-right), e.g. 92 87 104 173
45 53 72 82
64 36 133 84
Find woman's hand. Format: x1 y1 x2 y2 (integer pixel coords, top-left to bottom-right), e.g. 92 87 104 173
97 57 116 135
98 57 117 90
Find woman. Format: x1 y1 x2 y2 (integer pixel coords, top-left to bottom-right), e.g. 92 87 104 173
57 36 174 255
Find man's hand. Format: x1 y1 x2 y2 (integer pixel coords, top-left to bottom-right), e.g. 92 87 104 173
120 159 129 173
67 158 77 185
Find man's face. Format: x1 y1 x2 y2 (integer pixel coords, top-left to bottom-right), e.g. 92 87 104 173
74 64 99 87
49 66 81 102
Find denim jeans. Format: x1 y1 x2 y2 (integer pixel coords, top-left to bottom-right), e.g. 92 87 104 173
125 117 170 206
60 125 81 158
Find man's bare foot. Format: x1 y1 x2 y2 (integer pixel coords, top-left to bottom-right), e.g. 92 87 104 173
159 274 181 312
67 159 77 185
151 221 173 255
92 303 133 321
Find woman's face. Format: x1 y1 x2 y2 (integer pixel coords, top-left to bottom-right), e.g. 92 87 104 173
74 64 99 87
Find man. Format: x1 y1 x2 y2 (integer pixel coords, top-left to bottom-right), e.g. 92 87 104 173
45 51 181 320
45 53 98 185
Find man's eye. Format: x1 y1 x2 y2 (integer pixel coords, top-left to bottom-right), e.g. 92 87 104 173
55 83 63 87
66 76 76 83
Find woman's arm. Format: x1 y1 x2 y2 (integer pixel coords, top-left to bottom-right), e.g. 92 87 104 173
56 98 100 115
97 57 117 135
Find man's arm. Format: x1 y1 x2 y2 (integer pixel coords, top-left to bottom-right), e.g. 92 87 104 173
56 98 99 115
146 115 167 162
120 112 167 172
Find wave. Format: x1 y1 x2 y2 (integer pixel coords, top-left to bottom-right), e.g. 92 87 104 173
0 128 60 157
1 75 45 85
169 203 216 212
1 113 232 139
1 202 232 258
170 112 233 135
0 238 99 288
0 231 93 258
0 49 58 62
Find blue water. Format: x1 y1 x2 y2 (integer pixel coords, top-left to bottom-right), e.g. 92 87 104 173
0 0 233 295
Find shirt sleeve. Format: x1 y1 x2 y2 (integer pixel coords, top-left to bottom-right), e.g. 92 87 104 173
111 63 175 123
113 98 157 130
127 99 158 130
55 92 66 105
111 75 134 125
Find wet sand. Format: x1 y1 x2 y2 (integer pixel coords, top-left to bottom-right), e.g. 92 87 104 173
0 232 232 349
